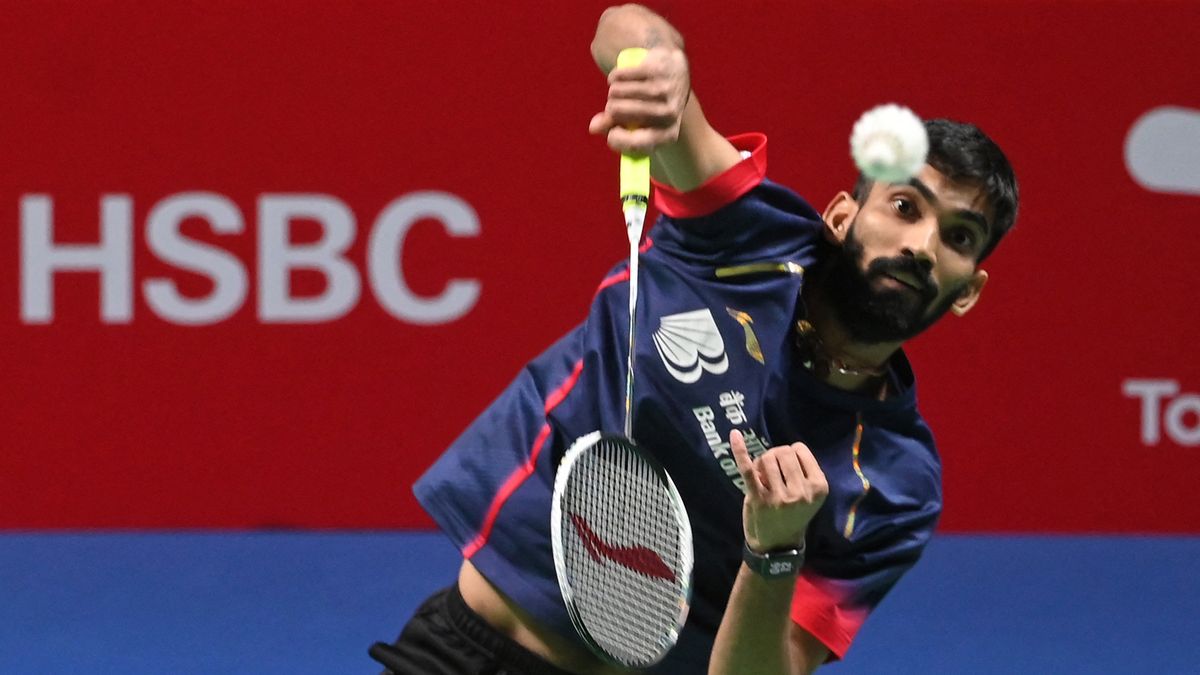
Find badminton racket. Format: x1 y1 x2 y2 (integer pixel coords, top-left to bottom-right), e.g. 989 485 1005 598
549 47 694 670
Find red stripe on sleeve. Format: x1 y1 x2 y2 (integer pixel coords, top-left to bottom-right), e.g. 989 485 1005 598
461 358 585 560
592 238 651 297
790 570 870 661
595 269 630 294
461 252 653 559
652 133 768 218
542 359 584 414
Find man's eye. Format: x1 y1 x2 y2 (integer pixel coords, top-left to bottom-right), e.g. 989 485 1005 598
892 198 916 217
948 228 977 250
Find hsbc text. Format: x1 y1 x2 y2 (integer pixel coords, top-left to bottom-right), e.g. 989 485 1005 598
19 191 480 325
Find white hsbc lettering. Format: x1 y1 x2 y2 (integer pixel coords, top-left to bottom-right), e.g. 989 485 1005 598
19 192 481 325
1122 379 1200 446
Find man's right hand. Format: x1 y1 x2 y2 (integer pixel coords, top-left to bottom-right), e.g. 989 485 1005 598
588 46 690 156
588 4 740 192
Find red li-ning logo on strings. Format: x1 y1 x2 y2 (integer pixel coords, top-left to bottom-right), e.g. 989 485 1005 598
569 514 673 581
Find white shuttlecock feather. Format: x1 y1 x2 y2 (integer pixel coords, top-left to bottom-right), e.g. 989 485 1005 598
850 104 929 183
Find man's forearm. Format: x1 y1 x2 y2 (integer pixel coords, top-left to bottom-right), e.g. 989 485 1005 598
654 95 740 191
714 430 832 673
709 565 819 675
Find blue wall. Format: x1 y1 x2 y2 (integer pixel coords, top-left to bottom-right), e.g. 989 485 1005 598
2 533 1194 673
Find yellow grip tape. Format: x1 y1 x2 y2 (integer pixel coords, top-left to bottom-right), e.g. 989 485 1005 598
616 47 647 69
616 48 651 205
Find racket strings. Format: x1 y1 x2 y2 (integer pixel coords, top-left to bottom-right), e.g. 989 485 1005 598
561 439 687 667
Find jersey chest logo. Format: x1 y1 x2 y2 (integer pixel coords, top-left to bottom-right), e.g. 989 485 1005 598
652 309 729 383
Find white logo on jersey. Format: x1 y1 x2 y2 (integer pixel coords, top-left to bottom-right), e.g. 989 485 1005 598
653 309 729 383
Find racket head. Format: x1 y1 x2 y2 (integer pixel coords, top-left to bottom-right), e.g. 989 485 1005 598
550 431 694 669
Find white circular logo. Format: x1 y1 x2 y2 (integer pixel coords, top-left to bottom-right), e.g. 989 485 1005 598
1125 106 1200 196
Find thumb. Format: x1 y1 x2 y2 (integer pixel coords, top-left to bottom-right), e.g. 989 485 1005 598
588 111 613 135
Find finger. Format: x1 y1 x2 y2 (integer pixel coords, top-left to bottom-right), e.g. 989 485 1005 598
777 446 809 498
606 127 678 155
791 442 826 485
606 99 680 128
729 430 762 498
759 451 787 497
608 63 651 84
608 79 673 104
588 111 614 136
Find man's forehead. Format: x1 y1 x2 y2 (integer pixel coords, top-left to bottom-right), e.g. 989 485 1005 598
911 165 990 213
873 165 993 232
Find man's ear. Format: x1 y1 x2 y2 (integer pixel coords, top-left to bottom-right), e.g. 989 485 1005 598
821 191 858 245
951 269 989 317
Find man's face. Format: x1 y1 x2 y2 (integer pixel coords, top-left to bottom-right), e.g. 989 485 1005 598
822 165 992 344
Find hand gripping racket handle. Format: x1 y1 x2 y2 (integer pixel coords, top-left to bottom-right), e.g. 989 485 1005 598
616 47 649 439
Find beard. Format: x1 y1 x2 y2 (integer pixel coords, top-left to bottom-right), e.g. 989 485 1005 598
820 225 964 344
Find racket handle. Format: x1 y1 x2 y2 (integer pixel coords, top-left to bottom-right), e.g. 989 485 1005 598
617 47 650 234
616 47 649 439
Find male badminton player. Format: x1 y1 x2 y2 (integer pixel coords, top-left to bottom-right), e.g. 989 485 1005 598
373 4 1019 674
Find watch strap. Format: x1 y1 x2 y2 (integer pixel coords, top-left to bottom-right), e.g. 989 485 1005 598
742 541 805 579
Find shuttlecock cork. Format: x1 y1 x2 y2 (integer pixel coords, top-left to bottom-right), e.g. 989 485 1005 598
850 104 929 183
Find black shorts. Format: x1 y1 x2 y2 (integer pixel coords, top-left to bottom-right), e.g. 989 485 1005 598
372 585 579 675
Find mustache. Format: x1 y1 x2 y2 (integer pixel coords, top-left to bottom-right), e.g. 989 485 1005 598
865 256 938 301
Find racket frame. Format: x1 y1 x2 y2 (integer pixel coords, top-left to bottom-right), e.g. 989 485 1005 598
550 430 695 668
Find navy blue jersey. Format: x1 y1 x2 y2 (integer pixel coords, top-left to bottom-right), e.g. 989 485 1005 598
414 134 941 670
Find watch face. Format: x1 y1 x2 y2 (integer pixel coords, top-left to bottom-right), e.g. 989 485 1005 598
744 544 803 578
766 559 797 576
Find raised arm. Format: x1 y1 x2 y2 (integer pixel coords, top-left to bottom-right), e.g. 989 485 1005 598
588 4 742 191
709 431 832 675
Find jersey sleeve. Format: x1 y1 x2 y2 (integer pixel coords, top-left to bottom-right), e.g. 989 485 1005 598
653 132 769 219
790 503 939 661
646 134 826 267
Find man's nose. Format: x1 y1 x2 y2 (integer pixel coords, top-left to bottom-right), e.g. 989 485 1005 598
900 218 938 273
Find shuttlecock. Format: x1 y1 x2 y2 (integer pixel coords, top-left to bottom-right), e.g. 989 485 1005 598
850 104 928 183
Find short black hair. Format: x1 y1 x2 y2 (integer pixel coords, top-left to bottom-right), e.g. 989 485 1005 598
852 118 1019 262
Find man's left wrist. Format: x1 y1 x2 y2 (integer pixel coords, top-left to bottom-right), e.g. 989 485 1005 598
742 540 805 579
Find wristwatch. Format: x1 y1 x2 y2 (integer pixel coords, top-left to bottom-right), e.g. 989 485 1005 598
742 541 805 579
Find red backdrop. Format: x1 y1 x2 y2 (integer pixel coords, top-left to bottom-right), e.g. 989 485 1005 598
2 1 1198 532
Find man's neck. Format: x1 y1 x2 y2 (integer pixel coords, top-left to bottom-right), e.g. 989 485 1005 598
801 285 903 394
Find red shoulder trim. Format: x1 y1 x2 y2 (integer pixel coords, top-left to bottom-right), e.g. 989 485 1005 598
652 133 768 218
